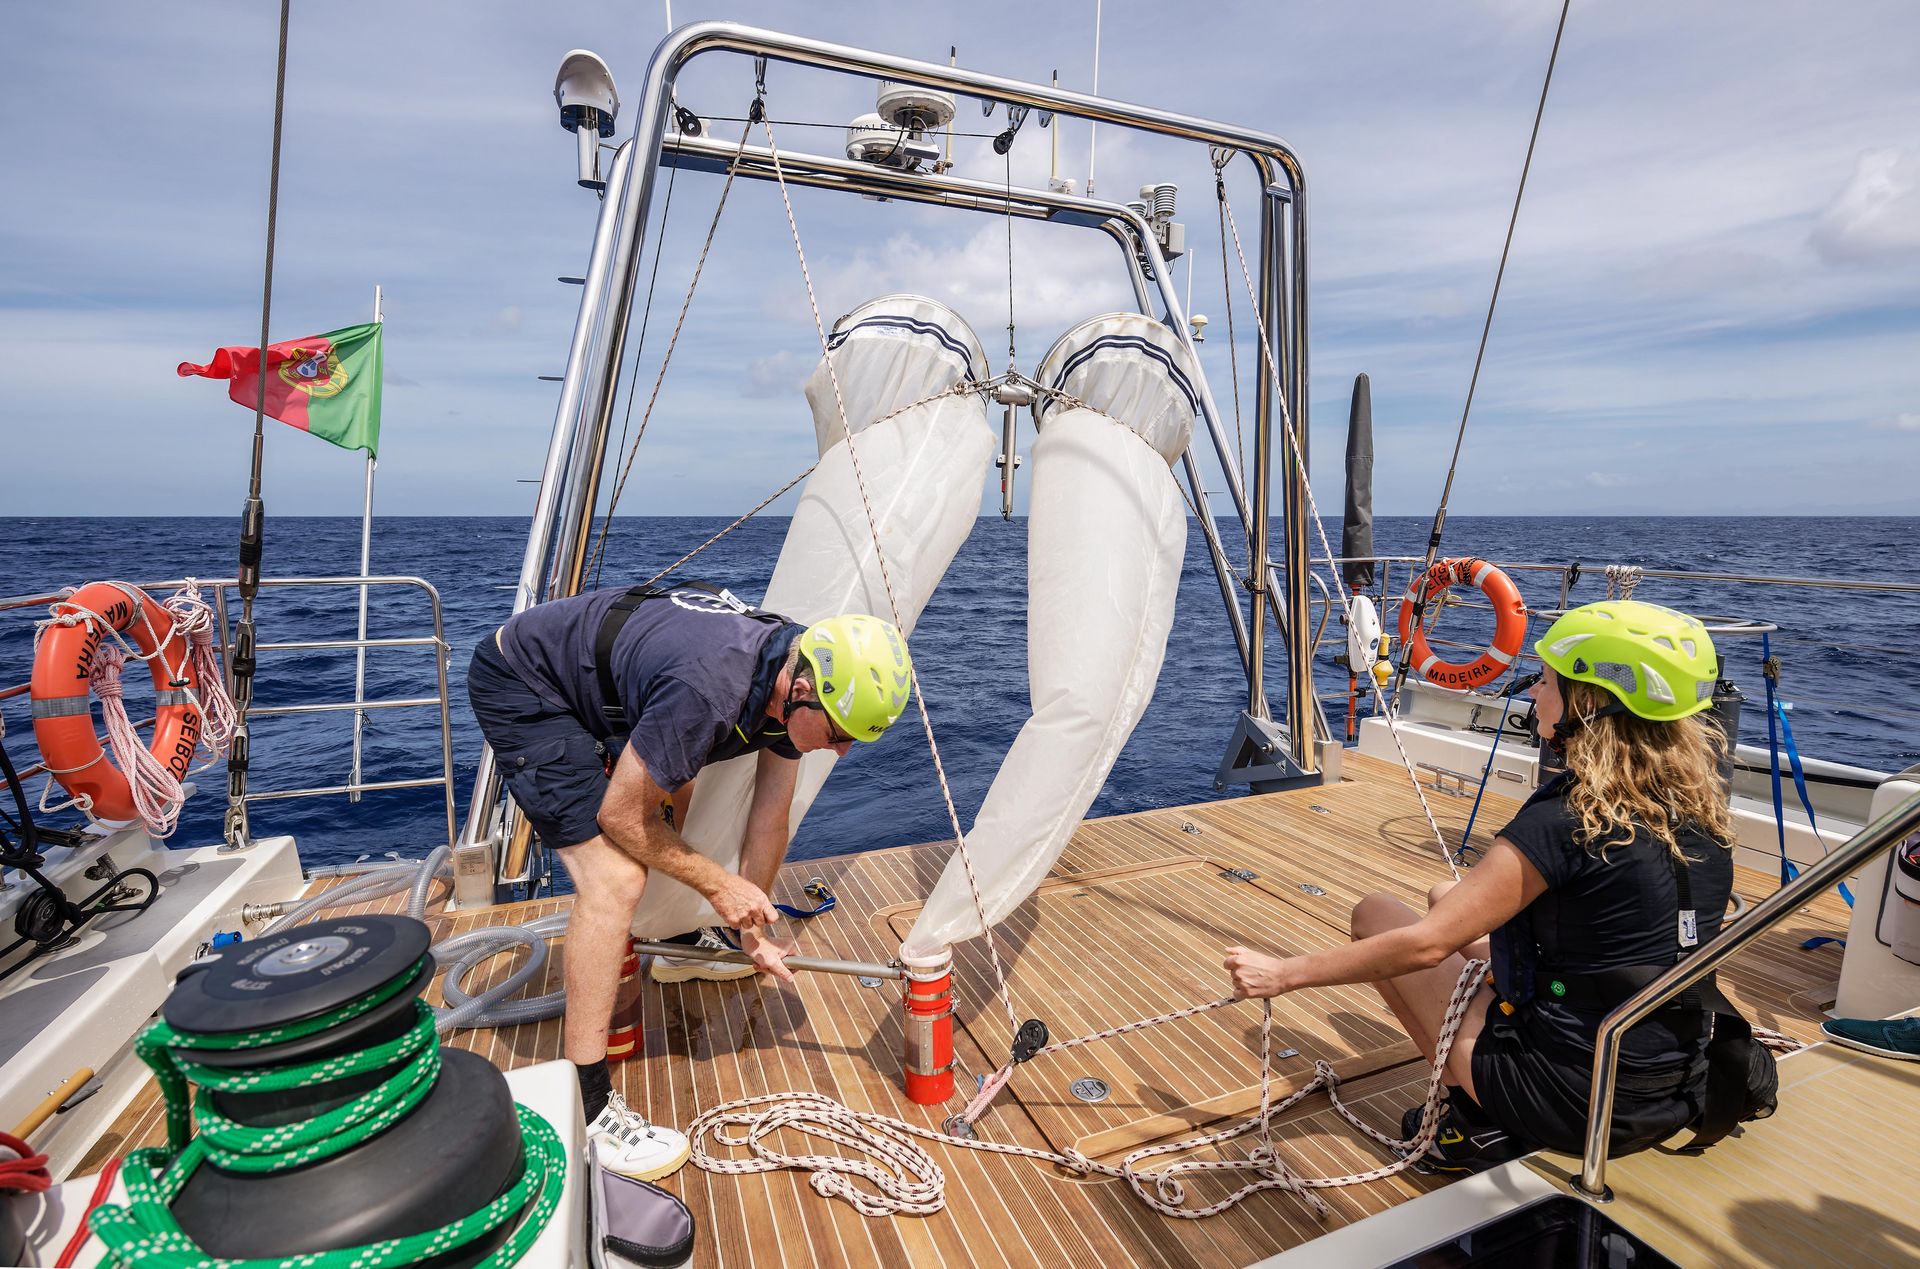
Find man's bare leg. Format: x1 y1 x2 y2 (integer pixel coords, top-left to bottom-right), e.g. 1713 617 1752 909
554 834 649 1065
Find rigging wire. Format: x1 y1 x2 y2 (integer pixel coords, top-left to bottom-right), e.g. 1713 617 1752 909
1002 147 1018 369
223 0 292 850
1403 0 1572 662
592 155 680 589
699 113 1009 140
1213 171 1248 557
585 119 756 583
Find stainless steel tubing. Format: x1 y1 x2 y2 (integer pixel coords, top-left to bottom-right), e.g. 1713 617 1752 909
1577 787 1920 1199
627 939 904 979
455 139 641 858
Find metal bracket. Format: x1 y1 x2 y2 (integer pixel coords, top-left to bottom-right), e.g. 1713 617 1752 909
1414 762 1476 800
1214 710 1322 793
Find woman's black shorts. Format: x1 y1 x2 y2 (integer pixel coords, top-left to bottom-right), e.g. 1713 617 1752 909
1471 1012 1703 1156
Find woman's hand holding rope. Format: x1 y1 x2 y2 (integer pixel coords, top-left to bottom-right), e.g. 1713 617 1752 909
1223 946 1296 1000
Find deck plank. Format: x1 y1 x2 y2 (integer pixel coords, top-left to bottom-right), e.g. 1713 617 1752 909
78 749 1852 1265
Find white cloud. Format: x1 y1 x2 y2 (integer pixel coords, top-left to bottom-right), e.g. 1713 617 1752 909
1811 149 1920 266
742 350 807 398
5 0 1920 515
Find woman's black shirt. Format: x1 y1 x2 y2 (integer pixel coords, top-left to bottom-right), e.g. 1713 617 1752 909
1490 771 1734 1074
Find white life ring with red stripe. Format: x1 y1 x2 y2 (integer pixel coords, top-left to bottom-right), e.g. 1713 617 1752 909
1396 558 1527 691
29 582 203 823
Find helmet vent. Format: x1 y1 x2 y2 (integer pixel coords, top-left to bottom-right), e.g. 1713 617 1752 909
1592 661 1639 696
1653 635 1675 651
1547 632 1594 657
1642 664 1676 705
1681 638 1697 658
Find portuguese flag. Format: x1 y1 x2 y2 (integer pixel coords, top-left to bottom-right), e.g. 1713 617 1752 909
178 322 384 455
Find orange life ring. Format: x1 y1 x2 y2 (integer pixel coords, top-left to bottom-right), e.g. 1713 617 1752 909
1396 558 1527 691
29 582 203 823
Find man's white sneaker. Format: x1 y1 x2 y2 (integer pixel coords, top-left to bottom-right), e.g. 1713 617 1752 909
649 927 755 983
588 1090 690 1181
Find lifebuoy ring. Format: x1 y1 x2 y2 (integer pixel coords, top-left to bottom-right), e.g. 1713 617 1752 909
29 582 203 823
1396 558 1527 691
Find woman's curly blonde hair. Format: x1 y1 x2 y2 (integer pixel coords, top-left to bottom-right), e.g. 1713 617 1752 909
1558 677 1735 860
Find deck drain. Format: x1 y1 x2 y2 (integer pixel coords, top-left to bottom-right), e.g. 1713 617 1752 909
1298 883 1327 897
857 976 884 988
1181 822 1202 835
1274 1048 1300 1061
1219 868 1259 883
1070 1078 1111 1104
1309 805 1332 815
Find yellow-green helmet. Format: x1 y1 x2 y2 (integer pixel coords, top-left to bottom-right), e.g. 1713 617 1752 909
796 614 913 741
1534 600 1717 722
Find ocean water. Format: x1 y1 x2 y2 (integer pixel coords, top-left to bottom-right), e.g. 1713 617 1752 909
1 515 1914 871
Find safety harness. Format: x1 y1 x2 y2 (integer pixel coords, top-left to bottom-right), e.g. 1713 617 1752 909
1496 827 1777 1151
590 579 790 754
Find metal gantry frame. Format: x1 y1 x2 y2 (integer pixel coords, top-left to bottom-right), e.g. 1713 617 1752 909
459 22 1328 880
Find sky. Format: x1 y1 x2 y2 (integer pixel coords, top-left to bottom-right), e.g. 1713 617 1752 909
2 1 1917 520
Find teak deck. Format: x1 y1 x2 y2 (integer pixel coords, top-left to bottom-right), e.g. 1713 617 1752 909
80 751 1861 1267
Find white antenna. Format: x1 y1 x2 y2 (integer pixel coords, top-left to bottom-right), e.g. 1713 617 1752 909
1087 0 1102 196
945 46 957 171
1050 69 1060 185
663 0 672 29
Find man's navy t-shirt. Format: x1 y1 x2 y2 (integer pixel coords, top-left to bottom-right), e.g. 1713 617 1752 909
496 585 803 792
1491 771 1734 1073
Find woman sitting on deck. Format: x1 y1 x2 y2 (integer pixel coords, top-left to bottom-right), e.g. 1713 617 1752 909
1225 600 1738 1173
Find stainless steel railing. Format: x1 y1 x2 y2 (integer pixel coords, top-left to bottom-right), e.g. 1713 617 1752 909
1311 555 1920 731
0 576 457 852
1576 786 1920 1198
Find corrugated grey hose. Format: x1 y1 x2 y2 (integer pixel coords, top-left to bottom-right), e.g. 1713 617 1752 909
266 847 569 1032
263 860 420 933
431 911 569 1033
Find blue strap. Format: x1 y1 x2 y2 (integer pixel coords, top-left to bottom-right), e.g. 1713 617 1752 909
1761 634 1795 889
1457 674 1527 864
1773 698 1854 910
1760 635 1850 951
775 880 837 920
714 882 838 948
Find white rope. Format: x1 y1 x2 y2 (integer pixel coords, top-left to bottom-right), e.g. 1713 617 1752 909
87 643 186 836
164 580 236 762
28 581 234 834
758 108 1024 1038
691 959 1489 1220
1215 192 1460 879
1604 563 1643 601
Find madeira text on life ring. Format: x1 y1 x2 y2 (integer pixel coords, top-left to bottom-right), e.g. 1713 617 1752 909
29 582 203 823
1396 558 1527 691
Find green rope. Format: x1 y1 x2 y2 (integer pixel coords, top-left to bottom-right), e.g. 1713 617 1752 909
88 960 565 1269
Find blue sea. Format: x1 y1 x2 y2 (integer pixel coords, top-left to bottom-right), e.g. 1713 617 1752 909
2 516 1915 871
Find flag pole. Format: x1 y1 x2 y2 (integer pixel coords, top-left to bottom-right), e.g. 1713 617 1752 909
349 285 382 802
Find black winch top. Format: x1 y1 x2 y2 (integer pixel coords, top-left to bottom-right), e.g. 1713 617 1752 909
165 914 432 1036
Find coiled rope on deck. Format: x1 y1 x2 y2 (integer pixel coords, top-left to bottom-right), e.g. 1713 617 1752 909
691 960 1491 1220
87 958 565 1269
